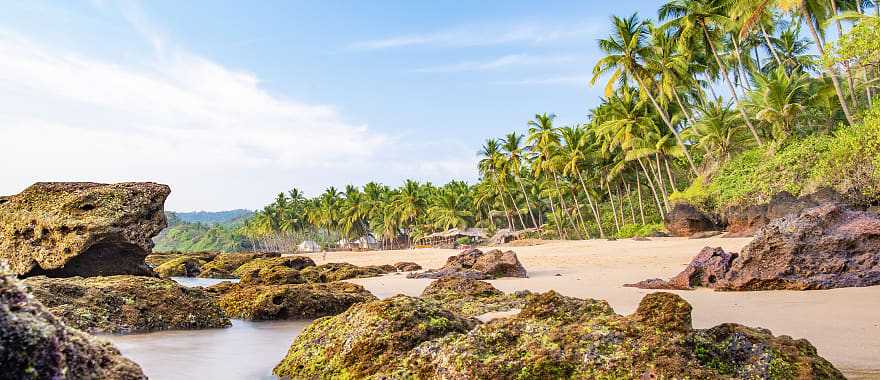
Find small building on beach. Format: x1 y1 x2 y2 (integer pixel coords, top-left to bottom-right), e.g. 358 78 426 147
297 240 321 253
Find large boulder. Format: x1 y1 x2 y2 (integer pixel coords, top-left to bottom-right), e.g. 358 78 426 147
629 204 880 291
275 291 843 379
1 270 147 379
154 256 207 278
664 203 721 237
299 262 392 283
408 248 528 280
273 295 477 379
0 182 170 277
145 251 219 269
420 277 529 317
214 282 377 320
197 252 280 279
723 188 855 237
23 275 230 334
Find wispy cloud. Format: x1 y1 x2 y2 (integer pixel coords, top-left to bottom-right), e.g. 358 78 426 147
349 23 601 51
412 53 578 73
492 74 593 86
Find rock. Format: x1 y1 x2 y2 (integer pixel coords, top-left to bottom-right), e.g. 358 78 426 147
239 265 305 285
630 204 880 291
393 262 422 272
23 275 230 334
688 230 722 239
197 252 280 279
420 277 528 317
155 256 207 278
408 248 528 280
399 292 843 379
632 236 650 241
232 256 315 281
1 270 147 379
664 203 720 237
299 262 391 283
0 182 170 277
145 251 219 268
273 295 477 379
215 282 377 320
723 188 855 237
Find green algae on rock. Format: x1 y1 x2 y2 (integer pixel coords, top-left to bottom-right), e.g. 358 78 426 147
197 252 280 279
232 256 316 285
154 256 208 278
145 251 219 269
299 262 392 283
1 269 147 379
23 275 231 334
420 277 528 317
215 281 377 321
0 182 170 277
275 291 844 379
273 295 477 379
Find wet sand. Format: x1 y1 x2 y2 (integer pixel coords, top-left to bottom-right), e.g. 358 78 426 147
314 238 880 379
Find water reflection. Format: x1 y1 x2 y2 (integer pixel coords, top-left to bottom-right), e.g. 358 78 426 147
170 276 238 287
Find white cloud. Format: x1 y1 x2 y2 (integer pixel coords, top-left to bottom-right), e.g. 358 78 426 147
349 23 601 51
412 53 577 73
0 30 477 210
491 74 593 86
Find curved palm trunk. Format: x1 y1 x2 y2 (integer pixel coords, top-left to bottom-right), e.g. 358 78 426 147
498 195 513 231
633 74 700 175
514 174 539 228
664 157 679 193
635 170 646 224
605 180 621 234
542 189 565 240
831 0 859 108
623 181 637 224
552 171 580 238
731 37 753 91
576 171 606 238
800 4 855 125
637 158 665 220
506 187 526 231
673 90 695 126
569 189 591 239
761 24 783 66
652 154 671 212
701 22 765 146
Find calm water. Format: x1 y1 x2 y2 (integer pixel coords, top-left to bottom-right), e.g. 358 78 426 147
170 276 238 287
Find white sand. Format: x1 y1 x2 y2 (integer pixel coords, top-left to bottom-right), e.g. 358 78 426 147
310 237 880 378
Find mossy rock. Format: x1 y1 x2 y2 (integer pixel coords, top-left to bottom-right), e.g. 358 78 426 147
197 252 279 279
393 262 422 272
145 251 219 268
420 277 528 317
154 256 207 278
24 275 231 334
231 256 315 279
273 295 477 379
216 282 377 321
299 262 391 283
239 266 305 285
0 182 170 277
1 269 147 379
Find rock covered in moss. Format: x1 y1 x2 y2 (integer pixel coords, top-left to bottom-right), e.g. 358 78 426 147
23 275 230 334
420 277 527 317
154 256 207 278
0 182 170 277
394 262 422 272
408 248 528 280
145 251 219 268
215 282 376 321
1 270 146 379
273 295 477 379
232 256 315 285
197 252 280 279
299 262 391 283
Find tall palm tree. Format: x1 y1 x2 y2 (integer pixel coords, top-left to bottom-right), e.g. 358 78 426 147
528 113 580 238
745 67 817 141
500 132 539 228
592 14 700 174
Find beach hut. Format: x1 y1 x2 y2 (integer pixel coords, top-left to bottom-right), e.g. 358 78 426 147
297 240 321 253
355 235 379 250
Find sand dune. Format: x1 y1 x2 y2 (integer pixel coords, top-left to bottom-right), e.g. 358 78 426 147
311 237 880 379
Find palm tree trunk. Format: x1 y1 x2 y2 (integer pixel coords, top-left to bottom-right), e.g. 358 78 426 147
569 189 591 239
515 173 539 228
633 74 700 175
761 24 783 67
800 4 855 125
635 170 646 224
673 90 695 126
605 180 621 234
731 37 753 91
831 0 859 108
576 171 605 238
544 193 565 240
615 183 626 225
623 181 637 224
664 157 679 193
498 195 513 231
505 187 526 231
702 22 765 146
653 154 671 212
552 171 580 237
637 158 665 220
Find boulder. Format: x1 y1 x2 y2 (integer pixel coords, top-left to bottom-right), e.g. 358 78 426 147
145 251 219 268
275 291 843 379
1 270 147 379
154 256 207 278
24 275 230 334
629 204 880 291
232 256 315 285
299 262 391 283
393 262 422 272
723 188 854 237
273 295 477 379
214 282 377 321
664 203 720 237
407 248 528 280
420 277 528 317
197 252 280 279
0 182 170 277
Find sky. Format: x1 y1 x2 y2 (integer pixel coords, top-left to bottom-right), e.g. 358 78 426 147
0 0 666 211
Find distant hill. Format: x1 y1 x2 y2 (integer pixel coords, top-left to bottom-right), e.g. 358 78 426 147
168 209 254 225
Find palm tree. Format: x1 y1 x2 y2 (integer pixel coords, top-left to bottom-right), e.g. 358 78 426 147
500 132 539 228
479 139 517 230
689 97 751 165
528 113 580 238
559 125 606 237
745 67 816 141
660 0 766 146
592 14 700 174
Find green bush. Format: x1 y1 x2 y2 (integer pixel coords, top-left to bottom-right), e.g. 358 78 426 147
669 177 714 212
614 223 665 239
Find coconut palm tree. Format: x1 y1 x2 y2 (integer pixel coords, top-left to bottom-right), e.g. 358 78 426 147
745 66 817 141
500 132 539 228
528 113 580 238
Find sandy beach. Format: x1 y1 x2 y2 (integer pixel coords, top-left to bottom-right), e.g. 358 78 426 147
310 237 880 379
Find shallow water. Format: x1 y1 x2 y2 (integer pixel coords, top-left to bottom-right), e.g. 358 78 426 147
106 319 310 380
170 276 238 287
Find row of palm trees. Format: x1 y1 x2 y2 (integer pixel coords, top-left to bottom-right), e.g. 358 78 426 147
240 0 879 250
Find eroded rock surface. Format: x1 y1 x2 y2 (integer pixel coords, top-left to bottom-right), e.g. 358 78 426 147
1 270 147 379
408 248 527 280
723 189 854 237
214 282 376 320
0 182 170 277
630 204 880 290
24 275 230 334
664 203 721 237
274 291 843 379
393 262 422 272
197 252 280 279
420 277 528 317
299 262 392 283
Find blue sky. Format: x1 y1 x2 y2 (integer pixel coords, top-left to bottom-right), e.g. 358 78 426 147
0 0 666 210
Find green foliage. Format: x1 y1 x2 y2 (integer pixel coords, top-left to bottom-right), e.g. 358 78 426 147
669 177 713 211
153 222 250 253
614 223 665 239
825 16 880 67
